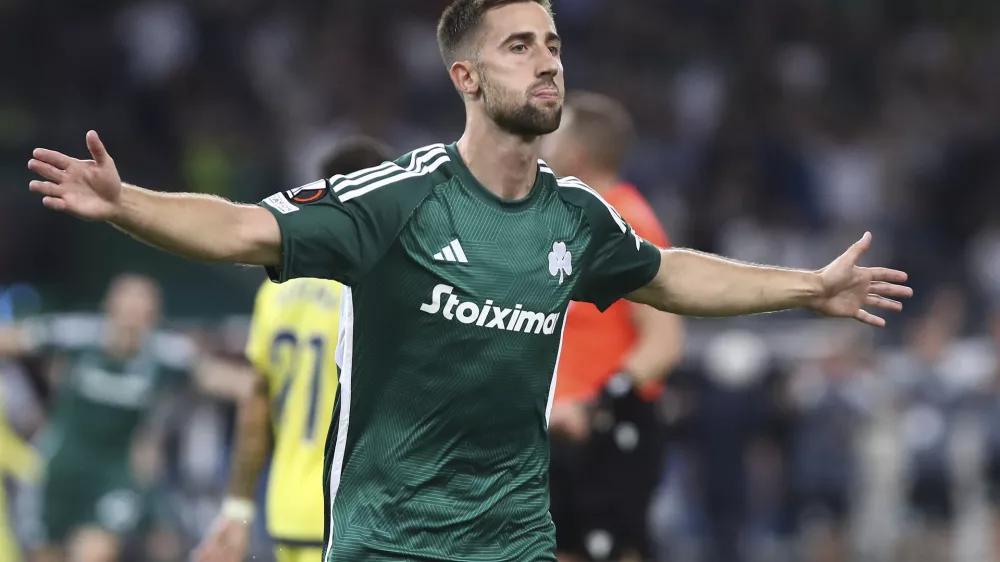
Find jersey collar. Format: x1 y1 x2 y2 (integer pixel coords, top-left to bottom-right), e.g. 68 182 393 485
445 143 545 213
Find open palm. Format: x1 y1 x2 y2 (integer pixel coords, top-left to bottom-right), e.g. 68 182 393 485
811 232 913 327
27 130 123 221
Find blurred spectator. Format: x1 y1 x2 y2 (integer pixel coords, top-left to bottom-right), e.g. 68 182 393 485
785 326 876 562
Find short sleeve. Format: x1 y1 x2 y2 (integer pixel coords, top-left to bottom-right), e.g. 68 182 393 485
259 152 441 285
569 187 662 312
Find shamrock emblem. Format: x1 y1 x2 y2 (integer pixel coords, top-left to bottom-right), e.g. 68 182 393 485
548 241 573 284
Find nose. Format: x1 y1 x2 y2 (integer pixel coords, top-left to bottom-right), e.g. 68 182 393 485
537 48 560 78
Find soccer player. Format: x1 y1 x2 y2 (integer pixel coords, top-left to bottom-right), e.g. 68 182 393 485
542 92 683 562
0 384 42 562
0 275 249 562
26 1 912 559
194 137 392 562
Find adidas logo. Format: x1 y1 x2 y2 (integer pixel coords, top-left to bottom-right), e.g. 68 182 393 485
433 240 468 263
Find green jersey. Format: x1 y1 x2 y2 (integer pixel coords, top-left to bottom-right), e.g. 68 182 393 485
23 314 196 464
261 143 662 562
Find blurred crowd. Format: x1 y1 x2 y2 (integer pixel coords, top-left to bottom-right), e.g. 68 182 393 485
3 0 1000 560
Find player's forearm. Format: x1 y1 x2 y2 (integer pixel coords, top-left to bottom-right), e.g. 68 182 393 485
631 249 822 317
226 381 271 499
623 307 684 385
194 357 257 402
111 184 280 265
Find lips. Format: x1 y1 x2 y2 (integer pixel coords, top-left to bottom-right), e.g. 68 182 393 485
533 87 560 99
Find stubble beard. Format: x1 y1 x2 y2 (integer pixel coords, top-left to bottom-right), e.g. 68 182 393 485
481 71 562 138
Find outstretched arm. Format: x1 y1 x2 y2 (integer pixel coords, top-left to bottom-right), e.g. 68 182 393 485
28 131 281 265
628 233 912 327
191 357 258 402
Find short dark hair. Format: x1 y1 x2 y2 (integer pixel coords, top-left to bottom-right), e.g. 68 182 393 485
437 0 554 66
564 91 635 173
319 136 394 178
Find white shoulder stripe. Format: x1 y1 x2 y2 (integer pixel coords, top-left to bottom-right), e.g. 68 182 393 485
540 166 554 175
339 154 451 203
557 177 627 233
330 144 446 193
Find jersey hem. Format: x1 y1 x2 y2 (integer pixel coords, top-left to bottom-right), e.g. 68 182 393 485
269 536 326 548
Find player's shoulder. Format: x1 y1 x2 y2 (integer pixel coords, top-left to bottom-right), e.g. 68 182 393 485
327 143 454 203
264 143 454 215
545 167 630 235
604 183 669 246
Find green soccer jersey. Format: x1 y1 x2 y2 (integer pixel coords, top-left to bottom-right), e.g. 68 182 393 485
260 143 663 562
23 314 196 465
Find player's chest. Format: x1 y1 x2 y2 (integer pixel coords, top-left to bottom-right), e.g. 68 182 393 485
69 351 158 408
399 196 590 309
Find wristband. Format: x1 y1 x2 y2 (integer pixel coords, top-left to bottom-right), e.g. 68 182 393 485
221 497 256 524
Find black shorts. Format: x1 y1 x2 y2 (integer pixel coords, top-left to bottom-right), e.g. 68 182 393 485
549 393 664 561
908 472 953 524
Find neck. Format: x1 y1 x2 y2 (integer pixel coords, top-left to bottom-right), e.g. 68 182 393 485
573 168 621 194
457 114 539 201
104 328 140 360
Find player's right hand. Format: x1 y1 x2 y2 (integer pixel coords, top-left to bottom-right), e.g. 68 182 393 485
28 130 123 221
193 515 251 562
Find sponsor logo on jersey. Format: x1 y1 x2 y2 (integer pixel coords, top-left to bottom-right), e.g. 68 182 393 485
419 284 561 335
433 239 468 263
548 242 572 284
263 193 299 214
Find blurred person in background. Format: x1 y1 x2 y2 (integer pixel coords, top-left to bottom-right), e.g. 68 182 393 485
542 91 683 562
0 274 250 562
785 326 875 562
0 382 42 562
195 137 392 562
687 330 777 562
889 288 971 562
982 307 1000 562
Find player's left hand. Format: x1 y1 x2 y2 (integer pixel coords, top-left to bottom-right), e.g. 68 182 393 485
193 516 251 562
810 232 913 327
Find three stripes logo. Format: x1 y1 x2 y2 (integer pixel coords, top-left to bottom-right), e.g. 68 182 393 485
434 240 468 263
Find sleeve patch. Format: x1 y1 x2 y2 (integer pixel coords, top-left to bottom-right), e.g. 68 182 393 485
286 179 328 203
263 193 299 215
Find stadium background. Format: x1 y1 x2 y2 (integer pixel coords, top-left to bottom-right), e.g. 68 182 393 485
2 0 1000 560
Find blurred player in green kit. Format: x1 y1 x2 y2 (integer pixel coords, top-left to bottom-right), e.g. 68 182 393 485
0 274 249 562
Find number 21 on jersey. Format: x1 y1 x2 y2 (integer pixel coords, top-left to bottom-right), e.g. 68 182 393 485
270 331 326 443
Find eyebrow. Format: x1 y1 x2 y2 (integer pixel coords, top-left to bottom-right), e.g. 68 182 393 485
500 31 562 46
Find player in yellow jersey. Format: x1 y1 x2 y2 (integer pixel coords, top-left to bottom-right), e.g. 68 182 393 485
194 137 393 562
0 384 42 562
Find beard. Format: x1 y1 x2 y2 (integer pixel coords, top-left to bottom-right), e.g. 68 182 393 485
480 71 562 137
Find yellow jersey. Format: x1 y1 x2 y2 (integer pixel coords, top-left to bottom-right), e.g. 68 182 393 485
0 385 40 562
244 279 342 544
